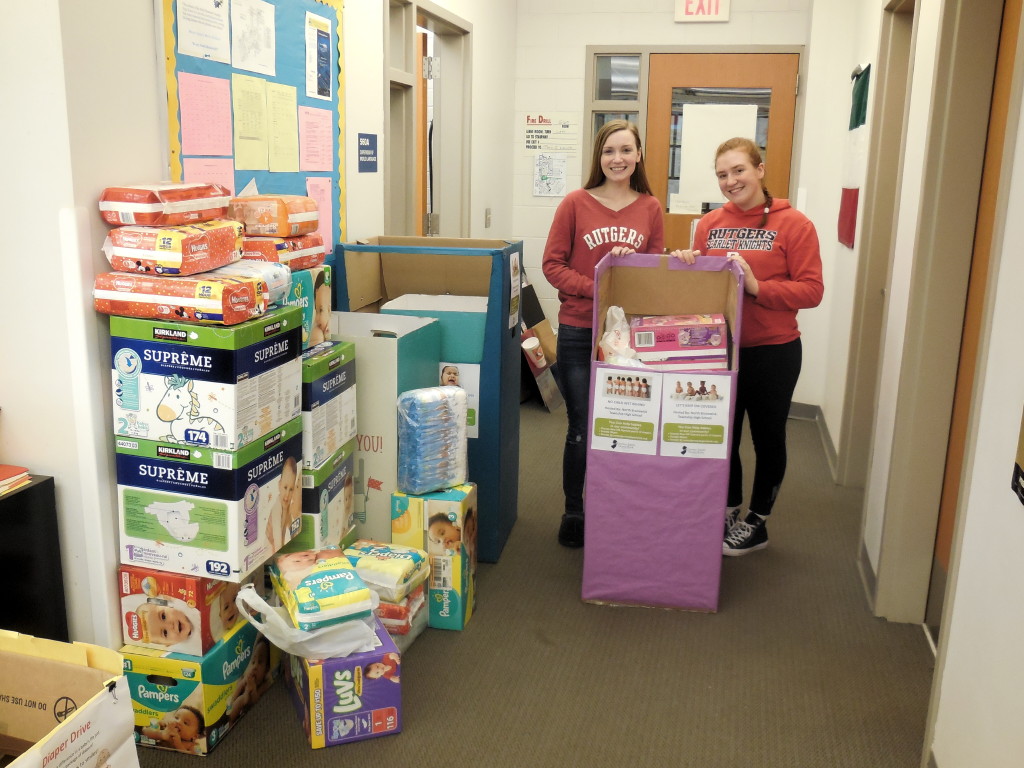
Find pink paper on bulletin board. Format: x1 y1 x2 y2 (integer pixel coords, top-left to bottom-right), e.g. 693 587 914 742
298 106 333 171
184 158 236 195
179 72 233 157
306 176 333 246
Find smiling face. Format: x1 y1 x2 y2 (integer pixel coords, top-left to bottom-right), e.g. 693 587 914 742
715 148 766 211
599 128 641 185
139 602 193 645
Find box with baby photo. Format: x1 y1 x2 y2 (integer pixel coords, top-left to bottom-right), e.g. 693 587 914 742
390 483 477 630
118 565 245 656
284 618 401 749
285 265 333 350
301 340 357 471
278 439 356 554
122 619 280 756
116 416 304 583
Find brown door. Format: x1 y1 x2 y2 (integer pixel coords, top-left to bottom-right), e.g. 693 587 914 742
645 53 800 250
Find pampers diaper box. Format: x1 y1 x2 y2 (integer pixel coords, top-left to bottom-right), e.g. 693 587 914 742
391 483 476 630
110 305 302 452
285 265 332 349
122 619 280 756
300 340 357 471
284 618 402 749
116 416 304 583
117 565 245 656
279 439 357 554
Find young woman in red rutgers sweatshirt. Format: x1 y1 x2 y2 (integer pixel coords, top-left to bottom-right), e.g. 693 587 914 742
542 119 665 548
674 136 824 557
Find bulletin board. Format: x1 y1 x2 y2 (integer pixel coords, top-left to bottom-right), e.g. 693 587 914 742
159 0 346 244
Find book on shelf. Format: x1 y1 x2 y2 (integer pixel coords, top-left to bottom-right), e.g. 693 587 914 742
0 464 30 493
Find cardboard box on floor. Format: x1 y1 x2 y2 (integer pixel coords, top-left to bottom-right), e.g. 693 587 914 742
0 631 139 768
582 254 744 613
332 237 522 563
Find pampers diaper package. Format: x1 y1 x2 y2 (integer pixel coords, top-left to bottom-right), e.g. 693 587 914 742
342 540 429 603
301 340 357 470
242 232 326 271
285 265 333 349
118 565 245 656
227 195 319 237
122 619 280 756
99 182 231 227
93 271 268 326
116 416 304 583
269 549 377 631
284 619 402 749
391 483 476 630
396 386 468 495
103 219 244 276
278 439 356 554
110 305 302 452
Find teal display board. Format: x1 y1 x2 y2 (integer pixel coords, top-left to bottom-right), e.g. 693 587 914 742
160 0 345 244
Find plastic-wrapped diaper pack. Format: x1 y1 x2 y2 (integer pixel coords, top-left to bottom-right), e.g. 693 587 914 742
227 195 319 237
269 548 378 631
342 539 429 602
374 583 426 635
103 219 244 276
207 259 292 307
242 232 326 271
93 270 267 325
99 182 231 226
397 386 468 495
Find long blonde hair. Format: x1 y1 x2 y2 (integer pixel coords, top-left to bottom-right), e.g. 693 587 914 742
716 137 772 227
585 120 653 195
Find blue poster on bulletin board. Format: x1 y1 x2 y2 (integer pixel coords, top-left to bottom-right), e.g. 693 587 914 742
160 0 345 245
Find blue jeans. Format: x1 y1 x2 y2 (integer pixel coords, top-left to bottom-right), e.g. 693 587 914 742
555 324 593 517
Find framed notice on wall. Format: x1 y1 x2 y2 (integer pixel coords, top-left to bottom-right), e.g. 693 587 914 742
159 0 346 245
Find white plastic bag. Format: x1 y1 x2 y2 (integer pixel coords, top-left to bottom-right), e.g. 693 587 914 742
600 305 646 368
235 584 379 660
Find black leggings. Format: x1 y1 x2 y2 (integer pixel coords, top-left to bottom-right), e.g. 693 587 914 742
728 338 802 517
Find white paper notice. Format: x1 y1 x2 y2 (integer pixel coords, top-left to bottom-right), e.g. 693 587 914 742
659 373 732 459
533 153 566 197
668 194 703 215
232 0 276 77
305 12 333 100
590 369 663 456
177 0 230 64
438 362 480 440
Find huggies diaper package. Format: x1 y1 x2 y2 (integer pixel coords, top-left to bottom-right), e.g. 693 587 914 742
122 618 280 756
99 182 231 227
242 233 326 271
396 386 468 495
110 306 302 452
268 549 377 631
227 195 319 237
207 260 292 307
118 565 245 656
284 619 402 749
391 483 477 630
116 416 304 583
301 340 357 470
103 219 244 276
94 271 267 326
342 540 429 603
285 265 333 349
278 439 356 555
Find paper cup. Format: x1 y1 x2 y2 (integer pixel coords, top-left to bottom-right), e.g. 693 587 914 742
522 337 547 367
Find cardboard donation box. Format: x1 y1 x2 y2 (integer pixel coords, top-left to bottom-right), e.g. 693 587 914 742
333 237 523 563
0 631 139 768
328 311 441 543
582 255 744 612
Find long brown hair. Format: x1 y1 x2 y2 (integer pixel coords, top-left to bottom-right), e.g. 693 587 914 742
584 120 653 195
716 137 772 227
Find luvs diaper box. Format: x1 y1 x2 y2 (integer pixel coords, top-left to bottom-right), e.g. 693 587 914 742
118 565 245 656
122 619 279 756
110 305 302 452
301 340 356 471
284 619 401 749
279 440 356 554
391 483 476 630
116 416 304 583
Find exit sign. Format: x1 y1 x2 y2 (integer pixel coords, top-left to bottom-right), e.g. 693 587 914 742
675 0 730 23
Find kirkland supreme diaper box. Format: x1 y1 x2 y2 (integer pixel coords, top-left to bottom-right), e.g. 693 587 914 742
0 631 139 768
334 237 523 563
284 618 401 749
110 305 302 452
117 565 245 656
328 311 441 543
391 483 476 630
381 293 488 363
279 439 356 554
583 254 744 613
301 340 357 470
122 619 280 756
286 265 333 349
116 416 304 583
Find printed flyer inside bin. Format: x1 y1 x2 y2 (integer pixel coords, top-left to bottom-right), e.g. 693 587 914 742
659 373 731 459
590 368 663 456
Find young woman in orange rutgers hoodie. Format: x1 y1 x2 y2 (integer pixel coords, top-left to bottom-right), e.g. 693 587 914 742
674 137 824 556
542 119 665 548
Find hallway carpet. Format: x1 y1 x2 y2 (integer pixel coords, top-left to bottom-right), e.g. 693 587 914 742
138 400 934 768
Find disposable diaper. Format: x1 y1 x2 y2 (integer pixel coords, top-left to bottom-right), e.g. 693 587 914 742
93 270 267 325
228 195 319 237
242 233 326 271
343 540 429 602
99 181 231 226
269 548 378 631
396 386 468 495
103 219 244 276
207 259 292 306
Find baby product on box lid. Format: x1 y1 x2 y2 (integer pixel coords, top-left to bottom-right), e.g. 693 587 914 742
629 313 728 361
207 259 291 306
103 219 244 276
94 271 267 326
343 540 429 602
99 182 230 227
118 565 244 656
242 233 326 271
228 195 319 237
110 305 302 451
269 548 377 631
